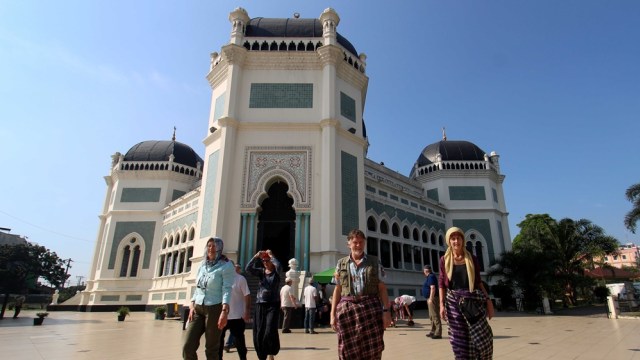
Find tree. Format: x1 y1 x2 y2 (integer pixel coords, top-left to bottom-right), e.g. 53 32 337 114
0 243 69 319
624 182 640 233
493 214 619 309
488 249 556 311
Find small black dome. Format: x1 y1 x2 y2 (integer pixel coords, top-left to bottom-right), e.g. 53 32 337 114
414 140 487 168
245 17 358 56
124 141 203 169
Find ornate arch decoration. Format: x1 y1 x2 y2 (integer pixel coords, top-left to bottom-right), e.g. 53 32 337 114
242 146 312 209
252 170 302 208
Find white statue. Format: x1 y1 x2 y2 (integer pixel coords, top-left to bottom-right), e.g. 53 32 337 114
50 289 60 305
286 258 301 298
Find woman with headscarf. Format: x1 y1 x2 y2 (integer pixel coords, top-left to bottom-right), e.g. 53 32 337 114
183 237 235 360
246 250 282 360
439 227 494 359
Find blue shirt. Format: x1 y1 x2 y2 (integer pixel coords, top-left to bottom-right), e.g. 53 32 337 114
422 272 438 298
192 259 235 305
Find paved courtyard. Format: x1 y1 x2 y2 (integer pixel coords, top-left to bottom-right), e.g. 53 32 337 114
1 307 639 359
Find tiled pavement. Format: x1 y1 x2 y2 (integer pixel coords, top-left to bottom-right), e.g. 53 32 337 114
1 307 639 359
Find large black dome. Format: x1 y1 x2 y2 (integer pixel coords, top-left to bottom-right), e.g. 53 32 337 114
414 140 487 168
245 17 358 56
124 141 203 169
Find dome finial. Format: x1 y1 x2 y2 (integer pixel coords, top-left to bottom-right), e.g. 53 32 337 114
442 127 447 141
172 126 176 141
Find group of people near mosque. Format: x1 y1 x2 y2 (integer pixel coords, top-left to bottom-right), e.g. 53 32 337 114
182 226 494 360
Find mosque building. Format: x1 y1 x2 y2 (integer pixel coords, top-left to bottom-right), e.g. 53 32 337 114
79 8 511 310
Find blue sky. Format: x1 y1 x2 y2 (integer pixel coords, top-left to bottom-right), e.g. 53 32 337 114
1 1 638 284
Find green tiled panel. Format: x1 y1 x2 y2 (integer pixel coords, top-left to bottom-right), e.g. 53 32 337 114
427 188 439 202
162 211 198 233
121 188 161 202
365 198 445 233
341 152 359 235
163 292 177 301
340 92 356 122
151 293 163 301
100 295 120 302
449 186 486 200
200 151 219 238
109 221 156 270
452 219 495 264
249 83 313 108
172 190 186 202
125 295 142 301
497 220 505 254
178 292 187 300
214 93 225 120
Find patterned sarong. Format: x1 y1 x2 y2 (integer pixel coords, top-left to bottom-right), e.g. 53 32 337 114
336 296 384 360
446 289 493 359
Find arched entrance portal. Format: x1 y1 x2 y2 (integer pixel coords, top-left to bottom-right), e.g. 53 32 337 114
256 181 295 270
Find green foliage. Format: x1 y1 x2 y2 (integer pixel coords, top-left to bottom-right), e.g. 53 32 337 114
154 306 166 315
0 243 69 293
624 182 640 233
492 214 619 310
117 306 130 317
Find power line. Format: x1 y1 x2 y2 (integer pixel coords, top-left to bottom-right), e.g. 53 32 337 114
0 209 93 243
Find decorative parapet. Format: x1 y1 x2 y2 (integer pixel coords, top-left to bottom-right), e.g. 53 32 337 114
115 160 203 179
413 160 498 177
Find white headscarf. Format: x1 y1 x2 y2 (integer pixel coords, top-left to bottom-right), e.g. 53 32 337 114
443 227 476 291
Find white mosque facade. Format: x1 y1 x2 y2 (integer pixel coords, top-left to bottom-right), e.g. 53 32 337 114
79 8 512 310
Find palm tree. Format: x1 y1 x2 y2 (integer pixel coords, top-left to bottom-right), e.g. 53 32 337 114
504 214 619 308
624 182 640 233
547 218 618 305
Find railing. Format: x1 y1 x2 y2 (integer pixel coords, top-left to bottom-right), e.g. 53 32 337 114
115 161 202 178
414 160 497 177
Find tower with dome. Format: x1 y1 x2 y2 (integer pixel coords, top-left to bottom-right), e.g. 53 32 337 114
80 8 511 311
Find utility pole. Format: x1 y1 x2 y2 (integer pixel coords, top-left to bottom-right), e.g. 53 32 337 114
62 258 73 288
76 276 84 287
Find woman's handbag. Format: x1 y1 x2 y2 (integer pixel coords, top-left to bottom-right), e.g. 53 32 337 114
458 297 484 324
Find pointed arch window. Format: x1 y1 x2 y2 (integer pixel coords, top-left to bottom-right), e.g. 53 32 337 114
475 241 485 271
119 238 142 278
130 246 141 277
119 246 131 277
185 246 194 272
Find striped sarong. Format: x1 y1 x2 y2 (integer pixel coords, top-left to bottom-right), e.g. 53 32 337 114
336 295 384 360
446 289 493 359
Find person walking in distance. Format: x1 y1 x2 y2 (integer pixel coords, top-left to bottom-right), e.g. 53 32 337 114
13 295 25 319
279 278 299 333
422 264 442 339
246 250 282 360
218 262 251 360
302 278 319 334
330 229 392 360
